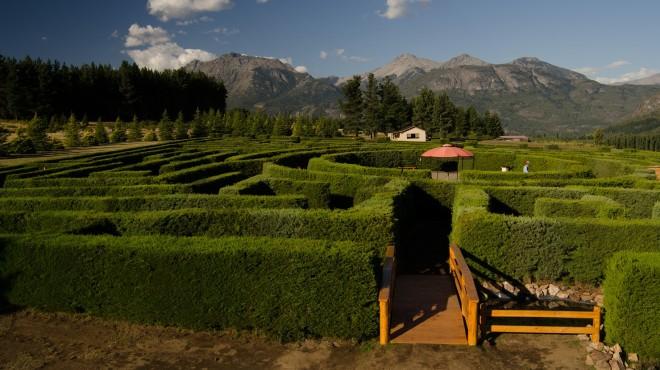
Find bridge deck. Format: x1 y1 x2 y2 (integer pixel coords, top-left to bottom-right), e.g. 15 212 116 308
390 274 468 345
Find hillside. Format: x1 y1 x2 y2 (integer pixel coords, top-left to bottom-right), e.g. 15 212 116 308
187 53 660 135
622 73 660 86
605 93 660 135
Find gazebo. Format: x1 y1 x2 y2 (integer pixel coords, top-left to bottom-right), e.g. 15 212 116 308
420 144 474 180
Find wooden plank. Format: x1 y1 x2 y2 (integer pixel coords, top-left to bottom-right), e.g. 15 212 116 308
489 325 593 334
489 309 596 319
390 275 468 345
378 257 394 302
592 306 601 343
379 301 389 345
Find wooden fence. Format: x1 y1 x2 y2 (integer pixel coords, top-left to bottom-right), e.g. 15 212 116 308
448 243 480 346
484 306 601 343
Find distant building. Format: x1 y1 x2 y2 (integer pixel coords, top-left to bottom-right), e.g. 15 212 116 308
388 126 427 142
497 135 529 142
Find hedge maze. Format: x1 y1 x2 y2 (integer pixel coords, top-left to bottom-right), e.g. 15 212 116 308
0 139 658 356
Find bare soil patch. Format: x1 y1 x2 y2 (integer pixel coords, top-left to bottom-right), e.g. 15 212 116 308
0 310 589 370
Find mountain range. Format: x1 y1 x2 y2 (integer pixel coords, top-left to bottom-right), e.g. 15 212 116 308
186 53 660 135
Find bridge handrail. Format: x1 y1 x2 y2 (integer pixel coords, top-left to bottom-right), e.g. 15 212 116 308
449 243 480 345
378 244 396 345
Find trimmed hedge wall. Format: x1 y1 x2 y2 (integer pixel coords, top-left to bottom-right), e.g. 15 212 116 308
653 202 660 219
0 184 193 197
533 195 624 219
3 176 158 188
156 159 264 184
452 206 660 283
0 234 378 340
90 171 152 178
221 176 331 209
459 168 593 182
308 157 431 179
0 194 309 212
158 151 238 174
603 252 660 359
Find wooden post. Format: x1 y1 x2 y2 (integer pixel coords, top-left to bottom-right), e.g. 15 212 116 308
467 300 478 345
379 301 389 345
592 306 601 343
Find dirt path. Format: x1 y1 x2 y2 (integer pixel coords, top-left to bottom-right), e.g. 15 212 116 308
0 310 589 370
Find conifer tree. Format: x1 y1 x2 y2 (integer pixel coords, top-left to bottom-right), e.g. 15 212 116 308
291 115 304 137
174 111 189 139
190 108 207 138
26 113 50 150
95 121 109 144
363 73 381 138
158 110 173 141
127 114 143 142
64 113 81 147
411 87 435 131
110 116 127 143
272 113 290 136
340 76 363 136
378 78 409 133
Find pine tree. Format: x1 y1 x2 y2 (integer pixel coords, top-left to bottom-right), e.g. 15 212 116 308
174 111 189 139
291 115 304 137
127 115 143 142
158 110 173 141
26 113 50 150
411 87 435 131
272 114 290 136
190 108 207 138
363 73 381 138
593 128 604 146
340 76 363 136
64 113 81 147
95 121 109 144
485 111 504 137
110 116 127 143
378 78 410 133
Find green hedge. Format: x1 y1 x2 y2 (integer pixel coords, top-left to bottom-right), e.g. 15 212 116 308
222 176 331 209
604 252 660 359
459 168 593 182
0 234 378 340
158 151 238 174
3 176 158 188
0 184 193 197
452 207 660 283
533 195 624 219
653 202 660 219
308 157 431 179
328 150 424 168
90 171 152 178
0 194 308 212
484 186 585 215
156 159 264 184
187 171 246 194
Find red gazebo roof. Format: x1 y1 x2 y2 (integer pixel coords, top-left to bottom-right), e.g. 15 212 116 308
421 144 474 158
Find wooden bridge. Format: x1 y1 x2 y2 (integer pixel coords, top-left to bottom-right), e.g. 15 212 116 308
379 243 601 346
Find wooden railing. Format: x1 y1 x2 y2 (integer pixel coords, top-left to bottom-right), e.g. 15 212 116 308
378 244 396 345
448 243 480 345
484 306 601 343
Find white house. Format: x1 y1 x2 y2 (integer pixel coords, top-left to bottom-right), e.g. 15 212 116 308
388 126 427 142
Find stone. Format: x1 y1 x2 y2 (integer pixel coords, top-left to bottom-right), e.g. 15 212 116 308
627 353 638 362
581 294 593 301
609 359 625 370
585 354 594 366
595 294 604 305
590 350 612 362
577 334 590 341
548 284 560 296
503 281 516 293
613 344 622 354
557 291 570 299
594 359 610 370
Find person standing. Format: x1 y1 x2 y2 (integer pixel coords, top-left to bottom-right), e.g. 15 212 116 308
523 160 530 174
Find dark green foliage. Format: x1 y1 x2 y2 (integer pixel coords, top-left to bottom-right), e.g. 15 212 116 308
603 252 660 359
110 117 127 143
460 168 593 182
158 110 174 141
174 111 189 140
187 171 246 194
222 176 331 208
340 76 363 136
451 191 660 283
64 114 81 147
157 159 264 184
308 157 431 179
533 196 624 219
0 184 193 197
0 234 378 339
3 175 157 188
653 202 660 219
0 194 308 212
127 116 143 142
158 151 238 174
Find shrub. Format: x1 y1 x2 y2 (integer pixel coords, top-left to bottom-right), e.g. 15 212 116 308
603 252 660 359
654 202 660 219
222 176 331 209
308 157 431 179
533 196 624 219
0 184 193 197
459 168 593 182
3 176 158 188
158 151 237 174
0 194 308 213
452 207 660 283
0 234 378 340
156 159 264 184
90 171 152 178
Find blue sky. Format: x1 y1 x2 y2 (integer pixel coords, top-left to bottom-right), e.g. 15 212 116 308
1 0 658 83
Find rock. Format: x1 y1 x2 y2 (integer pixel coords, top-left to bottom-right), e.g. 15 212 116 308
590 350 612 362
610 359 625 370
548 284 560 296
628 353 638 362
577 334 590 341
502 281 518 294
594 359 611 370
585 354 594 366
581 294 593 301
557 291 570 299
613 344 622 354
595 294 604 305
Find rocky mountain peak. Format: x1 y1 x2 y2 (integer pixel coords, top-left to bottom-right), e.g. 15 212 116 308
442 53 490 68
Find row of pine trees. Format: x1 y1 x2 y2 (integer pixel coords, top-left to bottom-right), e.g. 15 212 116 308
604 134 660 152
340 74 505 138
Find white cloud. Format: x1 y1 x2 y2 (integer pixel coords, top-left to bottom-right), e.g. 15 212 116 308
378 0 429 20
279 57 293 65
320 51 328 60
206 27 239 35
348 56 369 63
148 0 233 21
175 15 214 26
336 49 345 56
41 36 48 41
256 0 269 3
574 60 631 77
595 67 658 85
124 23 216 71
110 30 119 38
125 24 171 47
331 48 369 63
294 66 308 73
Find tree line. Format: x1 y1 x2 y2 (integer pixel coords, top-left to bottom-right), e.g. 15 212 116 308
0 55 227 122
340 74 505 138
604 134 660 152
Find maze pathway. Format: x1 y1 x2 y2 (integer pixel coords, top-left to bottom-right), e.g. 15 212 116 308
390 275 468 345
